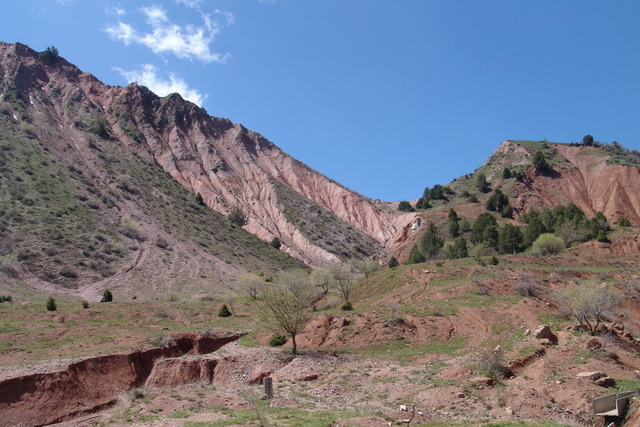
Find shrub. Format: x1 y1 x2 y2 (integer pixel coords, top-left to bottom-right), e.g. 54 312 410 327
476 173 490 193
101 289 113 302
228 206 248 227
155 237 169 249
531 233 565 256
82 300 90 309
618 217 632 227
596 230 609 243
419 222 443 259
388 256 399 268
582 134 594 146
46 296 57 311
485 189 509 213
0 295 12 303
405 244 425 265
39 46 59 64
88 114 110 139
59 267 78 278
515 281 544 298
502 167 512 179
489 255 499 265
532 151 548 173
476 349 512 381
341 301 354 311
217 304 232 317
269 334 287 347
398 201 414 212
195 193 205 206
270 237 282 249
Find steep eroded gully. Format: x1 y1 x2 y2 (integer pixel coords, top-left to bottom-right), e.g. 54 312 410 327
0 331 244 426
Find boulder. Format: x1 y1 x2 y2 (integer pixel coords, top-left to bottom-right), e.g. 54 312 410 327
576 371 606 381
534 325 558 345
595 377 616 387
467 377 494 387
585 337 603 350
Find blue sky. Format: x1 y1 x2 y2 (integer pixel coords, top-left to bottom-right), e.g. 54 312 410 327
2 1 639 201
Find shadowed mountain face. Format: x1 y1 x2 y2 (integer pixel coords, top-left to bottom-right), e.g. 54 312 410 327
0 42 417 299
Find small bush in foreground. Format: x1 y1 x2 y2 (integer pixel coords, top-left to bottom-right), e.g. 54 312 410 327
217 304 232 317
269 334 287 347
46 297 57 311
341 301 354 311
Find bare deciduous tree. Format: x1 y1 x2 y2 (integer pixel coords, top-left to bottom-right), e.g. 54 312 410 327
258 280 311 355
239 273 264 301
330 263 357 305
560 284 620 336
359 259 381 278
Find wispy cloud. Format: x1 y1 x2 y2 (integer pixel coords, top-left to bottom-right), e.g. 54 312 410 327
115 64 207 107
174 0 202 8
55 0 73 5
105 5 231 63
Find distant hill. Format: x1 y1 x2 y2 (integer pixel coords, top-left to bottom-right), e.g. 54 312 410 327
389 139 640 262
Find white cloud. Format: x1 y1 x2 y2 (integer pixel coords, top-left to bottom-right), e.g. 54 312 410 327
174 0 203 8
115 64 207 107
104 5 231 63
55 0 73 5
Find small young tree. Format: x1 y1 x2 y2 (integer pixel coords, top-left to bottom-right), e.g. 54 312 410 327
448 208 460 237
239 273 264 300
330 263 357 306
582 134 594 146
195 193 205 206
46 296 57 311
502 167 512 179
359 259 381 278
258 282 310 354
310 267 332 296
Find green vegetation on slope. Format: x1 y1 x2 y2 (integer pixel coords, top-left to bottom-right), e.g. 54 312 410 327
271 178 380 261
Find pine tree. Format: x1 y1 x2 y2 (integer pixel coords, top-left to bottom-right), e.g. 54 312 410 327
405 244 426 265
476 173 490 193
420 222 444 259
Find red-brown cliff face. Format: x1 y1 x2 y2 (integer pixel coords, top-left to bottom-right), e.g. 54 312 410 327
512 143 640 224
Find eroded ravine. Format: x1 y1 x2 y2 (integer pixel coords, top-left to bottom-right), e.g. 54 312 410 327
0 331 245 426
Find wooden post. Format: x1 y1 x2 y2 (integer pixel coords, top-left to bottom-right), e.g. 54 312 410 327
262 377 273 399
